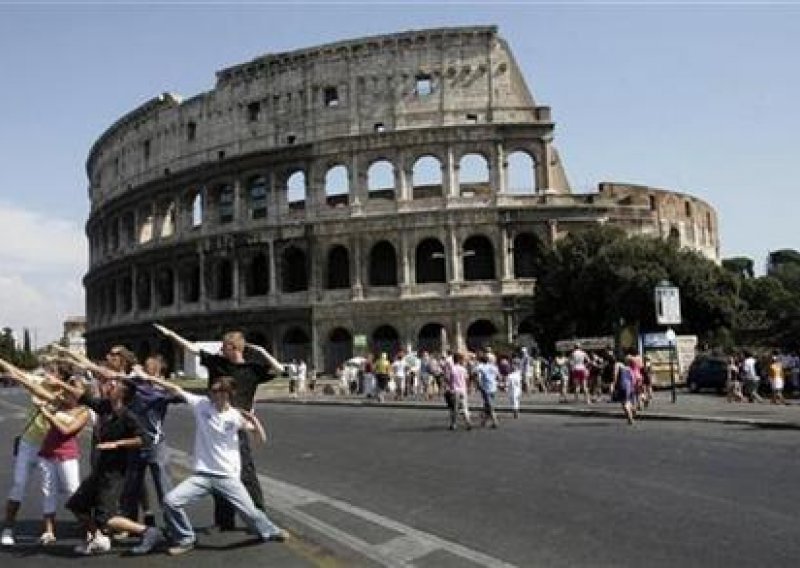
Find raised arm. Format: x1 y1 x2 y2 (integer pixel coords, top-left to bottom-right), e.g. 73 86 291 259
35 400 90 437
50 346 122 381
245 343 285 374
239 408 267 443
153 323 200 354
0 358 60 403
138 372 188 400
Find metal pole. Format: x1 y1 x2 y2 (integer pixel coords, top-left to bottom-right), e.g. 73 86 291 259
670 342 677 403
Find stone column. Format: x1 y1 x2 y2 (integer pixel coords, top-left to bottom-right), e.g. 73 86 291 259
268 239 278 297
350 153 364 210
130 264 139 319
400 233 410 295
501 227 513 280
539 137 553 192
445 146 458 199
232 255 241 306
268 172 280 223
454 319 465 353
448 228 461 283
351 236 363 299
233 176 243 224
494 141 506 195
198 247 207 308
397 151 410 202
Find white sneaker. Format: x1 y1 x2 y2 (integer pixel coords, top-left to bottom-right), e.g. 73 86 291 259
1 527 14 546
83 532 111 555
131 527 165 555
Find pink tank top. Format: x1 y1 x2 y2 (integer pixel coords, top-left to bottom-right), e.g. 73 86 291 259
39 425 80 461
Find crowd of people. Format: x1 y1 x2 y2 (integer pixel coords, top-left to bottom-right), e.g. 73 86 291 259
0 324 288 556
336 344 653 427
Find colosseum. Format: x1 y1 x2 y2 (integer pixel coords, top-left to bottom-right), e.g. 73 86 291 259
83 25 719 372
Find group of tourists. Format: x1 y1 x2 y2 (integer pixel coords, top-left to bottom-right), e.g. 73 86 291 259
725 350 798 404
0 324 288 556
339 344 650 428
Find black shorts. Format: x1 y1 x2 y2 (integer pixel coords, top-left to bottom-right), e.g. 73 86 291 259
66 471 126 527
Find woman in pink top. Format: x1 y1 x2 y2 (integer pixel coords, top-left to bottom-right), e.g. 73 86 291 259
445 353 472 431
35 378 90 545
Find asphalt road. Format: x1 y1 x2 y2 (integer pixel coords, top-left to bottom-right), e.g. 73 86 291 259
1 388 799 567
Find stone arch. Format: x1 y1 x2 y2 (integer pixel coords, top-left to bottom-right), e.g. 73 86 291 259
415 237 446 284
417 322 445 354
458 153 490 193
281 246 308 293
247 175 268 219
180 264 200 303
213 183 235 224
372 325 401 357
367 159 395 200
513 232 544 278
326 245 350 289
507 150 536 194
136 270 152 310
215 258 233 300
325 327 353 374
369 240 398 286
412 155 443 199
286 170 306 207
466 319 498 352
282 327 310 362
245 252 269 296
325 164 350 207
463 235 495 281
156 267 175 307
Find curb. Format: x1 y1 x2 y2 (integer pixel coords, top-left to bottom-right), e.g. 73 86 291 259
257 396 800 431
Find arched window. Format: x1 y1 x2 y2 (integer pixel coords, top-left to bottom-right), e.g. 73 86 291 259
121 276 133 312
282 327 310 362
248 176 268 219
372 325 400 357
136 271 152 310
412 155 442 199
181 264 200 303
466 319 498 351
286 171 306 208
216 184 234 224
367 160 395 200
417 322 445 354
159 201 176 238
216 259 233 300
507 151 536 194
326 246 350 289
191 191 204 227
513 233 543 278
325 328 353 374
246 253 269 296
325 165 349 207
156 267 175 306
138 205 154 244
463 235 495 281
458 153 489 196
281 246 308 292
369 240 397 286
415 238 446 283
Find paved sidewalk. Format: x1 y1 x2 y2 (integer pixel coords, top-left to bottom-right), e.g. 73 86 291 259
257 386 800 430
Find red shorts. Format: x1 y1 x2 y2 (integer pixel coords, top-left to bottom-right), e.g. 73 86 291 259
571 368 588 383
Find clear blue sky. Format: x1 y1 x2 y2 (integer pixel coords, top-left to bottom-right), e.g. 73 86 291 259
1 1 797 344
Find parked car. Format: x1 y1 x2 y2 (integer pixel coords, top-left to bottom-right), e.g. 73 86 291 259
685 356 728 393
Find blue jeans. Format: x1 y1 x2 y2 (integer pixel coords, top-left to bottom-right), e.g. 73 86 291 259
163 473 281 546
121 442 173 519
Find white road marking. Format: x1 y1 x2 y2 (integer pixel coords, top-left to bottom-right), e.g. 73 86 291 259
166 445 516 567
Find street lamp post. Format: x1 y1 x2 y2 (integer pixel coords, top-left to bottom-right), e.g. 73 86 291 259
655 280 682 404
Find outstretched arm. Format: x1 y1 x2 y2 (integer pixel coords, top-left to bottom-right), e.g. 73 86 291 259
35 400 90 436
239 409 267 443
153 323 200 354
245 343 285 374
0 358 60 403
138 373 188 401
51 346 123 381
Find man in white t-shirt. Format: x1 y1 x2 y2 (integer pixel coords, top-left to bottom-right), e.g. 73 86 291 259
126 375 287 556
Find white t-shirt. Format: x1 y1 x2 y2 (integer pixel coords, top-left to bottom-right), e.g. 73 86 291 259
184 392 244 478
570 349 589 371
391 360 406 379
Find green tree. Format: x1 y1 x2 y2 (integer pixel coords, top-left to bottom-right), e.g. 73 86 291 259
722 257 754 278
532 226 738 352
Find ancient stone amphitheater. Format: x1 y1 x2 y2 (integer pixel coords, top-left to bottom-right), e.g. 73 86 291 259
84 25 719 372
